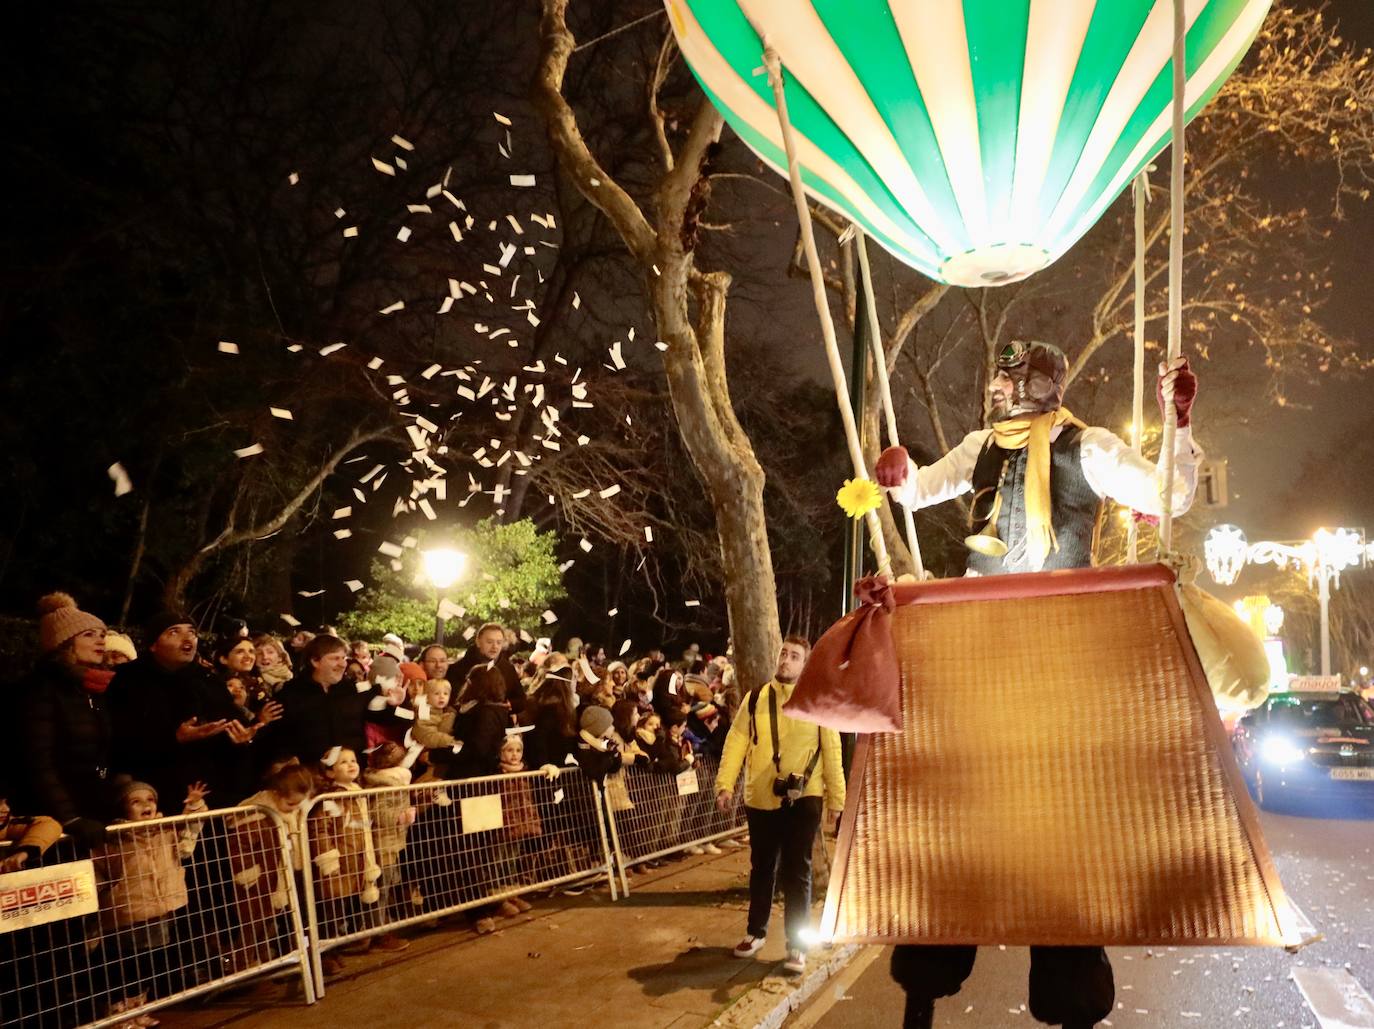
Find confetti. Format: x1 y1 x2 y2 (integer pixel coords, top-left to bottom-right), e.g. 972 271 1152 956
332 507 351 519
270 407 294 420
287 171 300 185
333 529 352 540
509 174 536 187
378 541 404 558
107 463 133 497
342 225 359 238
494 112 512 126
319 342 347 356
541 610 558 625
217 341 239 355
619 639 632 656
579 539 593 553
280 613 301 627
371 156 396 176
644 526 654 543
396 226 412 243
234 443 264 458
598 485 621 499
684 600 700 608
379 300 405 315
344 580 364 593
390 134 414 151
298 589 325 598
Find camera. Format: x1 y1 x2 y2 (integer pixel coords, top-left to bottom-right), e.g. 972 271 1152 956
772 773 806 807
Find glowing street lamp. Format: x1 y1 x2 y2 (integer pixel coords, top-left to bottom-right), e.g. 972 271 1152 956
422 547 467 645
1203 524 1371 677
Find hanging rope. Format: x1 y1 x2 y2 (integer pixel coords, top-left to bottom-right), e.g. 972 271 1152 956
762 46 892 579
1128 170 1149 564
855 227 926 579
1158 0 1187 557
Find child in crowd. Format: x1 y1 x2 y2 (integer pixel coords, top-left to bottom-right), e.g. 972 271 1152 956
411 677 461 777
653 710 697 856
360 742 415 952
364 665 415 752
227 760 313 973
96 780 210 1024
400 662 429 704
494 734 537 911
0 788 63 873
308 747 381 976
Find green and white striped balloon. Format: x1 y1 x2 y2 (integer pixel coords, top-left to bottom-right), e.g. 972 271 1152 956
666 0 1272 287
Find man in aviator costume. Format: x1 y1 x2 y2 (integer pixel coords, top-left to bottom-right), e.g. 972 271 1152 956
874 340 1200 1029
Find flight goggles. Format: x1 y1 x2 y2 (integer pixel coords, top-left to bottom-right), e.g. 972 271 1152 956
996 340 1030 369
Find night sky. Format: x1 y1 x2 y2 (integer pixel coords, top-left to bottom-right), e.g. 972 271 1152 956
0 0 1370 640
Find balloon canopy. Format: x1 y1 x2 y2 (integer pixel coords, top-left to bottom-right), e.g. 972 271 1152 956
665 0 1273 287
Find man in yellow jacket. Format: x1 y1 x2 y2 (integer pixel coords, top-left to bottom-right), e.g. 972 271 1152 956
715 636 846 976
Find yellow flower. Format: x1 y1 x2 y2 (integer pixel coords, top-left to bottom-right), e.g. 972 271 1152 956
836 477 882 519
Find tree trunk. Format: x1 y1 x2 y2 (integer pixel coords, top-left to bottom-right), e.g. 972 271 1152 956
534 0 783 689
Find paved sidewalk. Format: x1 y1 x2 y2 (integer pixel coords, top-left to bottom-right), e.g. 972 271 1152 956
158 846 835 1029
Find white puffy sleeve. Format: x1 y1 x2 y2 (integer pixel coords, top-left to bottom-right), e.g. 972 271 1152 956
1078 426 1204 517
887 430 990 511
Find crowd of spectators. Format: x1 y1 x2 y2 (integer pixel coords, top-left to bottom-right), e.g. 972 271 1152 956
2 591 744 1027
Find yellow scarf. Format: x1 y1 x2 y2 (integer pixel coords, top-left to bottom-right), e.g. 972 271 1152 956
989 407 1086 570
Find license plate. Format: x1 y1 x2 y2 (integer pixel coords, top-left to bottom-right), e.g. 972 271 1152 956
1329 768 1374 781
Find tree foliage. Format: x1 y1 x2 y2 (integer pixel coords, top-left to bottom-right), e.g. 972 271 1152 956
335 519 566 644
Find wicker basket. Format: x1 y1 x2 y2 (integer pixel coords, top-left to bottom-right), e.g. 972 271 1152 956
821 564 1296 947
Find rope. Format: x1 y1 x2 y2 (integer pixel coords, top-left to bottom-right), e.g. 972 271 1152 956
855 227 925 579
570 9 666 53
1128 171 1148 564
762 46 892 578
1158 0 1187 556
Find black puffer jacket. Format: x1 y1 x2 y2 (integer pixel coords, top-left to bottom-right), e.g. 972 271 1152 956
270 672 382 765
446 700 508 780
17 660 114 823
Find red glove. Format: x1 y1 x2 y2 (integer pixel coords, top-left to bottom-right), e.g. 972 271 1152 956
82 668 115 695
1156 358 1197 428
875 446 910 488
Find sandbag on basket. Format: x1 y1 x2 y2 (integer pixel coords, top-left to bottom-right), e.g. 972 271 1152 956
1177 582 1271 712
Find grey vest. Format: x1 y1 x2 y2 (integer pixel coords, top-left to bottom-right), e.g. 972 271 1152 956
966 426 1103 575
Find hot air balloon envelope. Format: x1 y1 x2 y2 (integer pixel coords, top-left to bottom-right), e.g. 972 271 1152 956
666 0 1273 286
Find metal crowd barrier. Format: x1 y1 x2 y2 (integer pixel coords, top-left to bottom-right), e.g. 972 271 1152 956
299 768 618 996
604 754 746 890
0 805 315 1029
1 760 751 1021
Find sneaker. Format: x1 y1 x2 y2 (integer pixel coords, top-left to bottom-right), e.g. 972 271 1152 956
511 896 533 913
473 917 497 935
497 899 522 918
321 955 346 977
721 838 744 849
783 949 806 975
701 842 723 855
373 932 410 952
732 935 766 959
684 845 705 856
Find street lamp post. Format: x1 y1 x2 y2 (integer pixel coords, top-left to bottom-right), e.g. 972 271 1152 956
421 547 467 646
1204 525 1371 677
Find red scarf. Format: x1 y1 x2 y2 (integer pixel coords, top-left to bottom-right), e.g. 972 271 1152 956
82 668 115 695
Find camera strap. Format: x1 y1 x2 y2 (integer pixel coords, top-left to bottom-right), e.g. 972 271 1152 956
767 684 822 786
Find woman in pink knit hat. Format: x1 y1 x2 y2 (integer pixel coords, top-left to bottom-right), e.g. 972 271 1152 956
17 593 115 848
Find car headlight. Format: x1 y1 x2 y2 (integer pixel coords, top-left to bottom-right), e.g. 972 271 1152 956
1261 735 1307 765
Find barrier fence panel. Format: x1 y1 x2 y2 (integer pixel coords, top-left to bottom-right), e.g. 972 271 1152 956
607 755 746 884
0 805 314 1029
299 768 616 996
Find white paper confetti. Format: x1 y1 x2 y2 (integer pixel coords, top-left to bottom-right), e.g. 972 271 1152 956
234 443 264 458
270 407 294 420
509 174 536 187
379 300 405 315
217 341 239 355
390 134 414 151
107 463 133 497
541 609 558 625
344 580 364 593
371 156 396 176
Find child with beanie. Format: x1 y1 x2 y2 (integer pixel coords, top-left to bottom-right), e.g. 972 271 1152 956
653 710 697 857
359 743 415 952
411 678 461 778
494 734 538 912
308 747 382 975
226 761 313 974
95 779 210 1023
